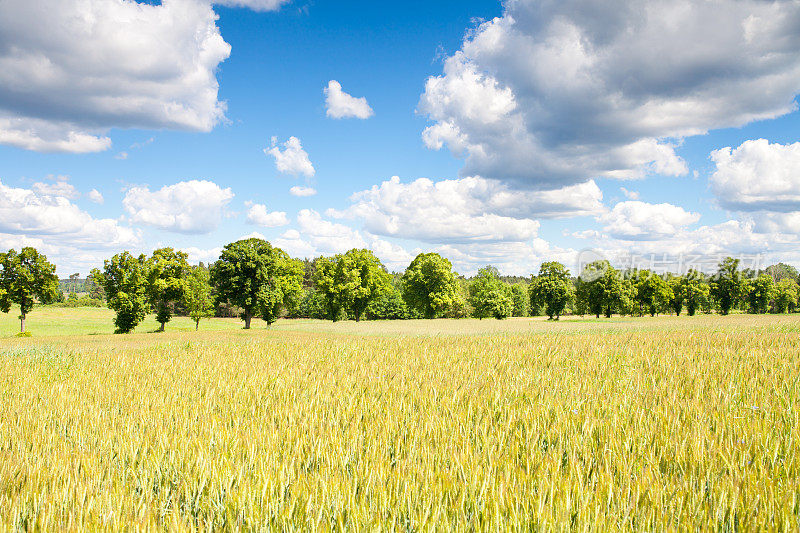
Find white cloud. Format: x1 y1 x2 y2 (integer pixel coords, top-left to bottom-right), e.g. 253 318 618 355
324 80 374 119
620 187 640 201
31 175 79 199
265 136 315 178
420 0 800 187
330 175 603 243
87 189 104 204
600 201 701 240
245 202 289 227
0 0 233 152
711 139 800 212
123 180 234 234
0 178 140 275
213 0 291 11
182 246 222 266
289 185 317 197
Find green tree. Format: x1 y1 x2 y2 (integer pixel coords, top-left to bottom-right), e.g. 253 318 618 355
93 251 149 334
681 271 710 316
146 247 191 332
0 247 59 333
529 262 574 320
764 263 799 283
711 257 743 315
184 266 214 330
365 285 408 320
744 273 774 314
576 261 627 318
510 284 529 317
668 275 684 316
468 266 514 319
634 271 673 317
774 278 798 313
313 249 392 322
210 238 303 329
401 253 461 319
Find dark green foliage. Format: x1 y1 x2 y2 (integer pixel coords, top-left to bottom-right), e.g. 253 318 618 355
530 262 574 320
634 270 673 317
0 247 59 332
210 238 304 328
711 257 744 315
93 252 149 334
681 271 711 316
773 278 798 313
365 286 408 320
468 266 514 319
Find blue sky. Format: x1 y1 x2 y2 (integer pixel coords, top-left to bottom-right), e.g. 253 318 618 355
2 0 800 276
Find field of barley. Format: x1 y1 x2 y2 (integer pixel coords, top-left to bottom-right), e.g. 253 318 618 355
1 309 799 530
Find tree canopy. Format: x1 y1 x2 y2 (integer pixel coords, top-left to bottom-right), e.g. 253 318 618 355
93 251 150 334
146 247 191 331
468 266 514 319
313 249 392 321
210 238 303 328
530 262 574 320
0 247 59 332
401 253 461 319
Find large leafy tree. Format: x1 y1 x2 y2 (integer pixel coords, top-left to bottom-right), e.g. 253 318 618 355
0 247 59 333
468 266 514 319
314 249 392 322
681 270 710 316
774 278 799 313
184 265 215 331
668 275 684 316
711 257 744 315
634 270 673 317
529 261 574 320
744 273 775 314
401 253 461 319
210 238 303 329
510 284 529 317
146 247 191 332
576 261 627 318
93 251 149 334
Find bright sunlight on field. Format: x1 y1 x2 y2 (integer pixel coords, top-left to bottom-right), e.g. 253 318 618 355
1 308 799 530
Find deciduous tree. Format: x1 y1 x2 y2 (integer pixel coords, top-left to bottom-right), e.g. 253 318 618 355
146 247 191 332
711 257 743 315
0 247 59 333
210 238 303 329
313 249 392 322
93 251 149 334
401 253 461 319
530 261 574 320
468 266 514 319
184 265 214 330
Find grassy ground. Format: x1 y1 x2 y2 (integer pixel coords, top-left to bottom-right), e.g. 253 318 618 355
1 308 799 529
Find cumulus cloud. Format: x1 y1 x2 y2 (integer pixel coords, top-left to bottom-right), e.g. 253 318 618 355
87 189 104 204
330 175 602 243
600 201 701 240
420 0 800 187
265 136 315 178
123 180 234 234
245 202 289 227
289 185 317 197
711 139 800 212
324 80 374 119
0 178 140 274
0 0 238 152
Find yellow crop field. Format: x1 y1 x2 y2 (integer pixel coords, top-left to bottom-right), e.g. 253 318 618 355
1 309 799 530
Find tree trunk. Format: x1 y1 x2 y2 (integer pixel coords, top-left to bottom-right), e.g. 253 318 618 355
195 320 199 331
158 322 165 332
20 313 25 333
244 313 252 329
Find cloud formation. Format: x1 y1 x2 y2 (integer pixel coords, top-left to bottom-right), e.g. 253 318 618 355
324 80 374 119
289 186 317 197
330 176 602 243
265 136 315 178
420 0 800 188
123 180 234 234
246 203 289 227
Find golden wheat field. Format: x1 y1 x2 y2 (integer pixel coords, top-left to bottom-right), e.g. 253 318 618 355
1 309 799 530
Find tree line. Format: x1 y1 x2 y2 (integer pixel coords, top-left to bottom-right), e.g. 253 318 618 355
1 239 798 333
